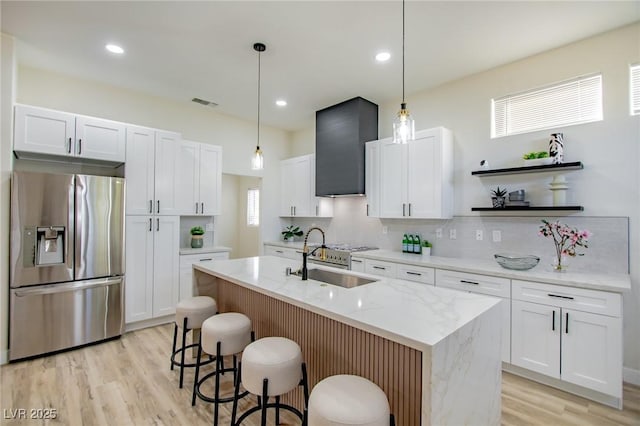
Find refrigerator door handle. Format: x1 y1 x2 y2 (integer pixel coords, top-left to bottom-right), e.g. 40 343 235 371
14 277 122 297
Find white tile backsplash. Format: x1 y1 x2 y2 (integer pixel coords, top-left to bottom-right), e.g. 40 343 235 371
291 198 629 274
180 216 215 249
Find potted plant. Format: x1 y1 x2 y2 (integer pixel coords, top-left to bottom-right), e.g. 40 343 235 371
522 151 552 166
421 240 432 257
281 225 303 242
491 187 508 208
190 226 205 248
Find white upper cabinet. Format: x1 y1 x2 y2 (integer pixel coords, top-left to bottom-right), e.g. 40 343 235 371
125 127 181 216
177 141 222 216
372 127 453 219
14 105 125 163
280 154 332 217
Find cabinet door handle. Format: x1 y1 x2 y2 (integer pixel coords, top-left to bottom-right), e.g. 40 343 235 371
316 205 319 216
548 293 574 300
552 310 555 331
366 204 369 216
460 279 479 285
201 202 204 214
148 218 152 232
406 271 422 276
351 259 362 263
156 218 159 232
290 206 293 216
373 266 386 270
275 250 284 254
402 203 406 216
157 200 160 214
149 200 153 214
294 206 296 216
77 139 82 155
67 137 72 154
408 203 412 216
565 312 569 334
195 202 199 214
199 258 212 262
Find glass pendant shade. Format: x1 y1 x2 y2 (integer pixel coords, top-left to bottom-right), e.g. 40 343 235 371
392 103 415 144
251 146 264 170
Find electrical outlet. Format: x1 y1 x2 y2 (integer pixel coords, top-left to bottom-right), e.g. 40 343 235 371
205 223 214 232
492 230 502 242
382 226 388 234
449 229 457 239
436 228 443 239
476 230 483 241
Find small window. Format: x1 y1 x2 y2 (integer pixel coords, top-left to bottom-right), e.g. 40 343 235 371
247 188 260 226
631 64 640 116
492 74 603 138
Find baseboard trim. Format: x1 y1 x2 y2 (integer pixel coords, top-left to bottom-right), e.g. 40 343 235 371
125 315 173 333
503 363 622 409
623 367 640 386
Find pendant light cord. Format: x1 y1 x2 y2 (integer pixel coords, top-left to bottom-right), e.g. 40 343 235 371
402 0 405 104
257 48 261 149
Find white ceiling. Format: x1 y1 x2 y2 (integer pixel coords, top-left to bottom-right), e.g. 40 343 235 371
2 1 639 131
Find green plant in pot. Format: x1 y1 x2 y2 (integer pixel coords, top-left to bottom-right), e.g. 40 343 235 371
282 225 303 242
190 226 205 248
491 187 508 208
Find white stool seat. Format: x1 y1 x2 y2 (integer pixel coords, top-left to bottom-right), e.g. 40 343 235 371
175 296 217 329
201 313 252 356
241 337 302 397
308 375 390 426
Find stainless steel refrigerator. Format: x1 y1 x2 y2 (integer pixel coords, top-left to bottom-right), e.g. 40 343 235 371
9 171 125 361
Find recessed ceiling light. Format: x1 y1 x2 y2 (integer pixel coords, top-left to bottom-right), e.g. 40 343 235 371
105 44 124 54
275 99 287 107
375 52 391 62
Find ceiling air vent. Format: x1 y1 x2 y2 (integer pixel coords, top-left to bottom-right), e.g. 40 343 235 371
192 97 218 108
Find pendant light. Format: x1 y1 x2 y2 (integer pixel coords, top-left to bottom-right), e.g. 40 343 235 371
392 0 415 144
251 42 266 170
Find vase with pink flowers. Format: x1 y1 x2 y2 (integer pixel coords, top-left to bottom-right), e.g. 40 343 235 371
538 219 591 271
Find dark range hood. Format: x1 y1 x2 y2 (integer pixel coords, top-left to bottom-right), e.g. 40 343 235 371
315 97 378 197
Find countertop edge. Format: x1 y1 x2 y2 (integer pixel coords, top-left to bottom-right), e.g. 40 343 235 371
179 246 232 255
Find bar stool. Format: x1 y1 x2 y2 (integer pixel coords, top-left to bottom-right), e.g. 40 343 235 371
192 312 254 426
306 375 395 426
231 336 309 426
171 296 217 388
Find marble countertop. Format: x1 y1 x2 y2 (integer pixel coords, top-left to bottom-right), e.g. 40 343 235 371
179 246 232 255
351 250 631 293
194 256 501 350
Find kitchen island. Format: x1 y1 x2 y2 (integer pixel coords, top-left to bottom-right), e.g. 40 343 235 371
193 256 503 425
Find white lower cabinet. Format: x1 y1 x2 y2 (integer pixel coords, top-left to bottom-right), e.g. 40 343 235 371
179 252 229 300
125 215 180 323
436 269 511 363
364 259 397 278
511 280 622 399
350 257 365 273
264 244 303 260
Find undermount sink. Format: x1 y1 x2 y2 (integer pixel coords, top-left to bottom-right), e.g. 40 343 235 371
306 268 377 288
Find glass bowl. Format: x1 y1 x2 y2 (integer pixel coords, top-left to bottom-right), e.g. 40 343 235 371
494 253 540 270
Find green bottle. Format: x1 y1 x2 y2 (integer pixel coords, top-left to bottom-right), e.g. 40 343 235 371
414 235 421 254
408 234 415 253
402 234 409 253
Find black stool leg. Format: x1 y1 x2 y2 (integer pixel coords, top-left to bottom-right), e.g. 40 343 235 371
261 378 269 426
214 341 222 426
275 395 280 425
231 362 242 425
191 333 203 406
179 317 188 388
390 413 396 426
171 323 178 370
301 362 309 407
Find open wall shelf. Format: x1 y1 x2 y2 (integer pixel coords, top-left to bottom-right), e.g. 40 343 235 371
471 161 583 177
471 206 584 212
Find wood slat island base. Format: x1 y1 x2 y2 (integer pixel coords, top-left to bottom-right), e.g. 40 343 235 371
194 257 503 425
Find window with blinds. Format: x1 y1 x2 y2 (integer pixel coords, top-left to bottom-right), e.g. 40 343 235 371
491 74 603 138
247 188 260 226
631 64 640 116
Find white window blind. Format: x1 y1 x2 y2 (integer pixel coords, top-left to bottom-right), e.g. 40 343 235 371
247 188 260 226
492 74 603 138
631 64 640 115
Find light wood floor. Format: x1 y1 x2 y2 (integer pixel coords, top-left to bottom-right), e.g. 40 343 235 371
1 324 638 426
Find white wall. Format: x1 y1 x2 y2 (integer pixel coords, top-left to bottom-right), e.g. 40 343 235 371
0 34 17 364
218 174 241 256
235 176 261 258
292 23 640 375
